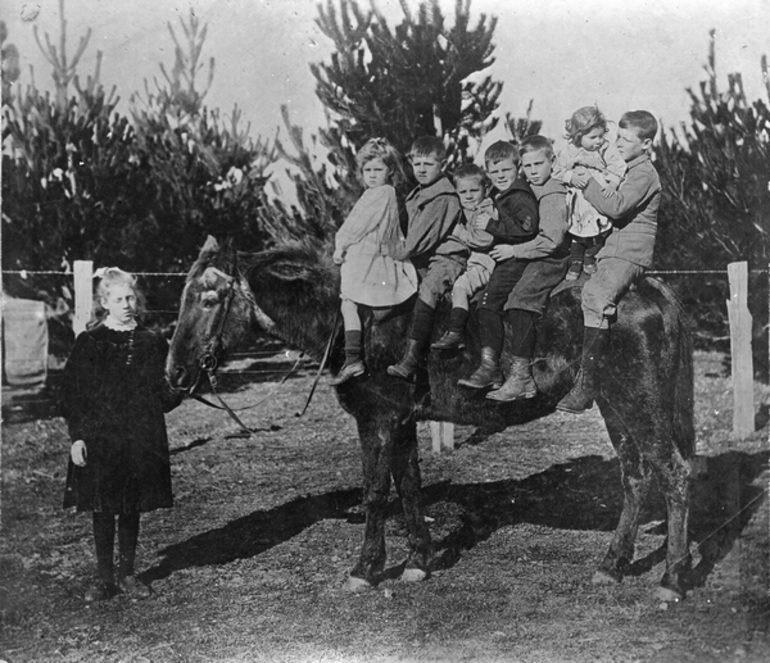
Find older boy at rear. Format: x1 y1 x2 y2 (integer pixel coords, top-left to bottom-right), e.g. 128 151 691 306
557 110 661 413
387 136 466 381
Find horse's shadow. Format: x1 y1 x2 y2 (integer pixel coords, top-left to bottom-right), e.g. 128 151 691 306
141 449 767 588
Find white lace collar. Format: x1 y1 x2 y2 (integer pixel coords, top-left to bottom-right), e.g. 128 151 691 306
103 317 138 332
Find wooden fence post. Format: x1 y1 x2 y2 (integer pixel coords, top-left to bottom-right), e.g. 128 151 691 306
72 260 93 337
726 261 754 438
430 421 455 454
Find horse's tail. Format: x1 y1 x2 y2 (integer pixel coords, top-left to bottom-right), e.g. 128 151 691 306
648 277 696 460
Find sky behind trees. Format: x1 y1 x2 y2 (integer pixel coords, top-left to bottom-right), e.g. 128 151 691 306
5 0 770 152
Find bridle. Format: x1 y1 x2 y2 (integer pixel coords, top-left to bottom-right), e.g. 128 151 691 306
189 273 341 438
191 276 257 436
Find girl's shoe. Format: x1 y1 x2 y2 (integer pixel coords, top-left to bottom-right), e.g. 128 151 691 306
84 580 117 602
330 359 365 386
583 257 597 274
118 575 151 598
565 261 582 281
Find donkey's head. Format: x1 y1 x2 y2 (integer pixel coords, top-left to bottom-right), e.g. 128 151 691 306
166 235 255 394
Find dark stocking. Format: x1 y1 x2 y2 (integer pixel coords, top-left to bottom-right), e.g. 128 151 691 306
92 512 116 584
118 512 141 579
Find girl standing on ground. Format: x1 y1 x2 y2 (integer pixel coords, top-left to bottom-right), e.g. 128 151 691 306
331 138 418 385
62 267 181 601
553 106 626 280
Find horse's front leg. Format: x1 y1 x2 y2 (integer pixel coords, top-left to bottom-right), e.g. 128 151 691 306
346 412 394 591
391 417 432 581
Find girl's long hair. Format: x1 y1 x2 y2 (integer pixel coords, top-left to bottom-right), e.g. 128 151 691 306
88 267 145 329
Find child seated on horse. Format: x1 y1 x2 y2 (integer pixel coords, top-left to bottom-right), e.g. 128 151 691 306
557 110 661 413
485 134 571 401
386 136 467 381
431 163 496 351
332 137 418 385
553 106 627 281
457 140 540 391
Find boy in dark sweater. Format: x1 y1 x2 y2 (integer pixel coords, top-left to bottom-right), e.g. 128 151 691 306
458 141 539 390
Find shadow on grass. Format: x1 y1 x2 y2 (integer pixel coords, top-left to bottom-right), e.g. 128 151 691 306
141 449 767 588
141 488 361 583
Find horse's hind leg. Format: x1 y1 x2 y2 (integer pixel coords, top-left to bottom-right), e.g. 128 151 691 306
594 406 653 585
648 446 692 601
391 418 432 581
347 412 394 591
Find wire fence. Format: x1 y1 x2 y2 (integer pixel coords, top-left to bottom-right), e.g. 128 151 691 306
2 264 769 386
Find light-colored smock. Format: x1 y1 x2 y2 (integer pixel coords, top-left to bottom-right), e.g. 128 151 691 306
553 142 627 238
336 184 418 307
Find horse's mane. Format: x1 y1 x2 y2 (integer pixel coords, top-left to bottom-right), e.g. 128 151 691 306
238 239 339 297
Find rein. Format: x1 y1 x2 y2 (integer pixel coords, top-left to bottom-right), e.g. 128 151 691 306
192 275 342 437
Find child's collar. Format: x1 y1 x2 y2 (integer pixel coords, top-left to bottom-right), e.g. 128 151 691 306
103 317 138 332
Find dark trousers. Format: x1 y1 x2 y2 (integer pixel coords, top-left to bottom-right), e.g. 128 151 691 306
478 259 529 314
476 259 529 354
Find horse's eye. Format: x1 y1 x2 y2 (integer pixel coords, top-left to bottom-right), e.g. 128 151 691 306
201 298 218 310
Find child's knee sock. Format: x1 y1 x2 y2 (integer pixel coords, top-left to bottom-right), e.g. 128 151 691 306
344 330 363 361
447 307 470 333
409 299 435 347
92 512 116 583
118 512 141 579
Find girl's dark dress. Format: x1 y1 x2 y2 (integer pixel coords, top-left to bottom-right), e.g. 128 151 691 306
62 325 179 514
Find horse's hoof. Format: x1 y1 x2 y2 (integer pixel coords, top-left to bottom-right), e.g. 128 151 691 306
653 585 683 603
592 569 621 585
345 575 373 592
401 567 429 582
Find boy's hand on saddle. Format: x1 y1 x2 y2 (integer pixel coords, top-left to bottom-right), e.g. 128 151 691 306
70 440 87 467
489 244 516 262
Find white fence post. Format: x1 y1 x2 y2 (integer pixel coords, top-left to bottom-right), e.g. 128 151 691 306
73 260 93 337
726 261 754 438
430 421 455 454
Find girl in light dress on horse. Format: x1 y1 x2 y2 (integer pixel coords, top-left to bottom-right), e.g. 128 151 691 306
62 267 181 601
332 138 418 384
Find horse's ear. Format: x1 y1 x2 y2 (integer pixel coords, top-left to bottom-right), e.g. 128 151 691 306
200 235 220 258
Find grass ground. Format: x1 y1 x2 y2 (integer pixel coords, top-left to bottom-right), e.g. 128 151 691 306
1 351 768 662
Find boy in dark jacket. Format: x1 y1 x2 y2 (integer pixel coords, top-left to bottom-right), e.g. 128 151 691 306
458 141 539 390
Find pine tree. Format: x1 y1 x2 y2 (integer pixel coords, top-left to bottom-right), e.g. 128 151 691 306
655 31 769 377
312 0 501 163
263 0 513 245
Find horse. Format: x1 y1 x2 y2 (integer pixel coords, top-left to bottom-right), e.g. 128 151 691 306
166 234 695 601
